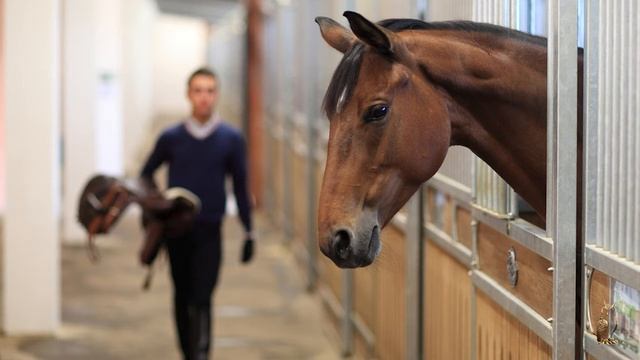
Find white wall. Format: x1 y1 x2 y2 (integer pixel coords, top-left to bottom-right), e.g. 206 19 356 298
0 0 5 213
3 0 61 334
121 0 156 175
62 0 125 243
152 14 209 118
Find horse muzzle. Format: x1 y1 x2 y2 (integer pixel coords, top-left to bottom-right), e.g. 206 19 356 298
321 224 381 268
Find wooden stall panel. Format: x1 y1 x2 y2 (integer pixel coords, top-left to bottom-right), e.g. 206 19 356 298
477 223 553 319
476 291 551 359
424 241 471 360
374 224 407 360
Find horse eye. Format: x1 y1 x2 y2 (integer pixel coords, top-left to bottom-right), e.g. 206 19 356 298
363 104 389 123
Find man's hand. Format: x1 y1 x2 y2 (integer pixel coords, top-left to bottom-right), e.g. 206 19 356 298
241 235 254 264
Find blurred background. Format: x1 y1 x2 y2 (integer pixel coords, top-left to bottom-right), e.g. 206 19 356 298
1 0 638 359
0 1 433 359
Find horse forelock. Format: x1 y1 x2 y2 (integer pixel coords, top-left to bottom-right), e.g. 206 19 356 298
323 43 365 118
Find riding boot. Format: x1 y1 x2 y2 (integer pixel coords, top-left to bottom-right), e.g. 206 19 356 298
187 305 211 360
174 297 190 359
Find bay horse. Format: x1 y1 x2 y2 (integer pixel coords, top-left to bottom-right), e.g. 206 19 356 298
315 11 583 268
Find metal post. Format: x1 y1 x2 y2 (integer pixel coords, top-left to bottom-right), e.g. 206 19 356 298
305 0 319 290
341 269 354 356
547 0 578 358
406 190 424 360
470 219 479 360
583 3 600 355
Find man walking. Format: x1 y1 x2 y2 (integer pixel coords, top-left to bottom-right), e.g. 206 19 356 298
140 67 254 360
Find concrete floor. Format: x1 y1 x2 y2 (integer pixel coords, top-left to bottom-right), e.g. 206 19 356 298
0 211 341 360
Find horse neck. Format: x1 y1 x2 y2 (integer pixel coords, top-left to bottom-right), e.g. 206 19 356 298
407 30 549 217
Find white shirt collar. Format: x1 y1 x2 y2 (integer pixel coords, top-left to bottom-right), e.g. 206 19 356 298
185 113 221 140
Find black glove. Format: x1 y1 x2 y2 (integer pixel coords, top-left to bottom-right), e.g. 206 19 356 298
241 237 254 264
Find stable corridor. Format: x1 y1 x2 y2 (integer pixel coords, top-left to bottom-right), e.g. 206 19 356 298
0 213 340 360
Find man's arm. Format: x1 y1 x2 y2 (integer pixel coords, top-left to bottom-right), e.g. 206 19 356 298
140 132 170 188
229 134 253 235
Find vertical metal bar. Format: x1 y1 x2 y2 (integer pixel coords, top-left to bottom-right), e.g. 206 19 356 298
491 171 496 211
305 0 319 291
472 157 476 202
509 0 517 29
630 0 636 262
611 0 620 255
547 0 578 358
595 0 604 249
470 219 479 360
603 0 612 252
483 163 489 209
584 0 599 249
624 0 634 261
636 0 640 264
341 269 354 356
406 191 424 360
583 0 600 355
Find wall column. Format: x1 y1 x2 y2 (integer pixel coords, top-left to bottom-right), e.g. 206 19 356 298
2 0 61 334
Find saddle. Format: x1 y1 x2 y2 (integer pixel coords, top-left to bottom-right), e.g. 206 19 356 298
77 174 200 289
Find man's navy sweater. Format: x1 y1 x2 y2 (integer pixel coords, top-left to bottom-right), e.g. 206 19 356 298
141 122 252 232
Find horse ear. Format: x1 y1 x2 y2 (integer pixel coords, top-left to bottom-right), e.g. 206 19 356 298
343 11 393 54
315 17 356 54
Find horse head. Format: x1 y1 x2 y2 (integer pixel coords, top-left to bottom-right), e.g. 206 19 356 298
315 12 451 268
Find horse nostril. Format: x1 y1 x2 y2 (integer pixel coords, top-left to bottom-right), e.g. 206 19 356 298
332 229 352 261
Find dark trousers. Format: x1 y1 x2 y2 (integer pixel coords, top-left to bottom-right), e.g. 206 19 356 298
167 221 222 360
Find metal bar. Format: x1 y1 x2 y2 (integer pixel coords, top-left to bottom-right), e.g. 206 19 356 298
471 270 553 345
636 0 640 264
596 0 605 250
282 114 294 243
508 219 554 261
471 204 510 234
547 0 579 357
619 0 637 259
584 333 630 360
585 245 640 291
305 0 319 291
318 284 344 320
341 270 354 356
612 0 622 256
603 0 613 253
631 2 640 263
625 0 636 263
583 0 600 251
425 223 473 268
470 218 478 360
427 173 473 206
406 192 423 360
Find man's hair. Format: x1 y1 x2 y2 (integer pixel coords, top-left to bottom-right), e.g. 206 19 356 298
187 67 217 88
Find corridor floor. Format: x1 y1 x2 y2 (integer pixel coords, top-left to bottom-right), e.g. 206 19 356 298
0 212 340 360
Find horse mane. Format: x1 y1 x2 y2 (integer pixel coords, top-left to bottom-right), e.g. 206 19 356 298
322 18 550 117
378 18 548 47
